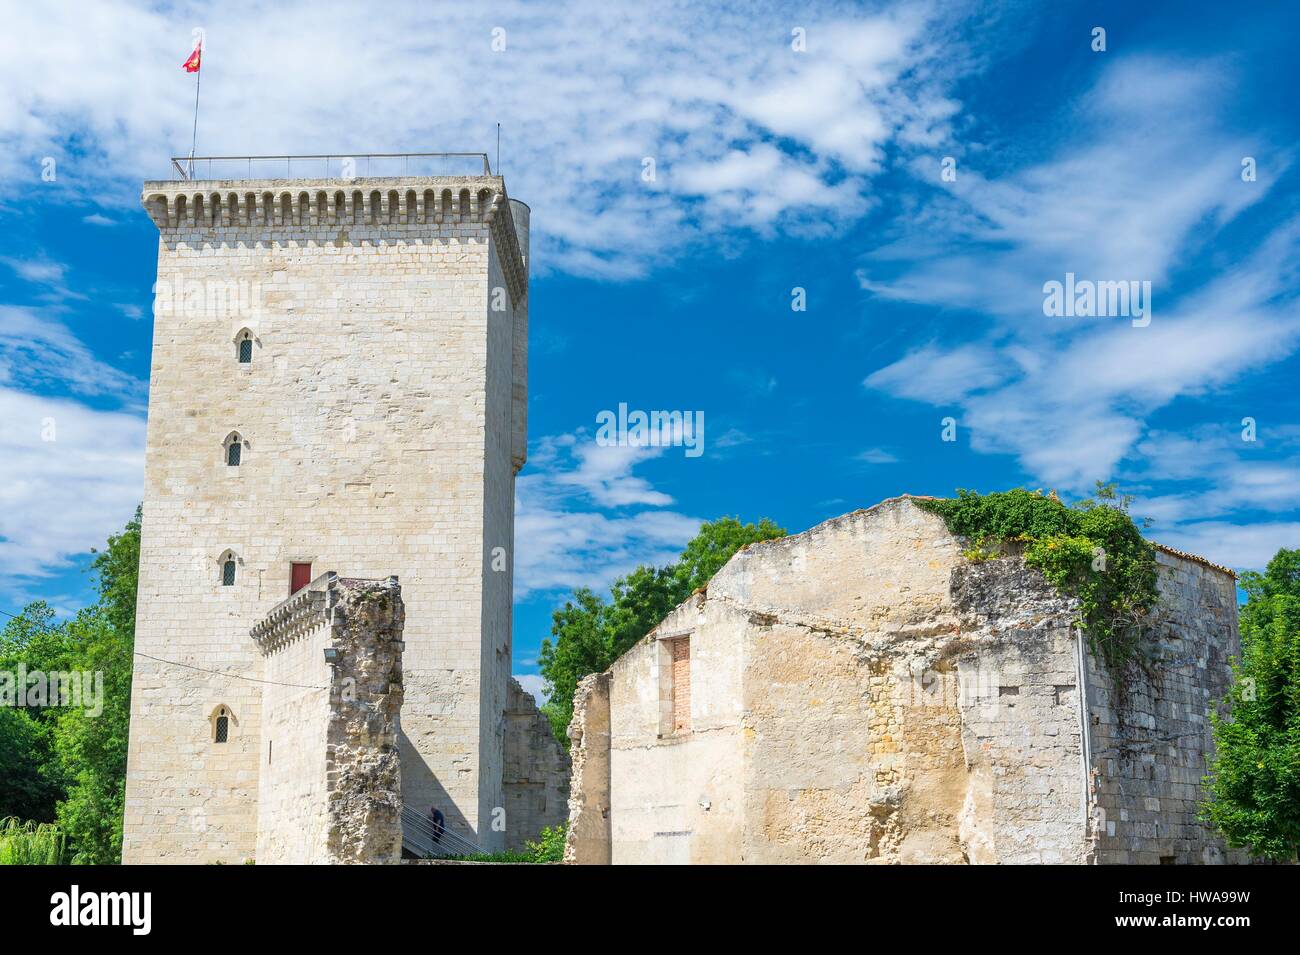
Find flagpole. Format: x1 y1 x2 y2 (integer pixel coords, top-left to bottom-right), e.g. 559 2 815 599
188 62 201 180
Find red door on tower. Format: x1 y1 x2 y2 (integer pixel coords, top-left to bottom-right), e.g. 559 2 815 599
290 562 312 594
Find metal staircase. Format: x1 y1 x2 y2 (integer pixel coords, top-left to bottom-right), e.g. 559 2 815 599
401 806 488 859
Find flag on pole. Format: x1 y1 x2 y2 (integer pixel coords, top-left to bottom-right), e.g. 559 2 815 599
183 37 202 72
183 32 204 178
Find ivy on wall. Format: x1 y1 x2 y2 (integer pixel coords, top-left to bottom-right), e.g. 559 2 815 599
918 485 1159 670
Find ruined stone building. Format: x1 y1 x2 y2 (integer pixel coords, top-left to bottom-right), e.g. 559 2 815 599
123 168 568 863
566 496 1246 865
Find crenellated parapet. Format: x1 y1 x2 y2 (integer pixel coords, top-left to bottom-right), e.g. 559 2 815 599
250 571 338 655
141 175 528 305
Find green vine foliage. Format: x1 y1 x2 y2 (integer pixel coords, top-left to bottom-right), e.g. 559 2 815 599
918 485 1159 670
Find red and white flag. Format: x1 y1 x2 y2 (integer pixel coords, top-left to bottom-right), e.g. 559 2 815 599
182 36 202 73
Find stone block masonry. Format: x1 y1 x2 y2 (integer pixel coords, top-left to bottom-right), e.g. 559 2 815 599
123 174 531 862
566 497 1249 864
252 573 404 864
502 677 571 849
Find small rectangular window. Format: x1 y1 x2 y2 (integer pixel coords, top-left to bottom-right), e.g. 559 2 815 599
670 637 691 733
238 338 253 363
290 562 313 594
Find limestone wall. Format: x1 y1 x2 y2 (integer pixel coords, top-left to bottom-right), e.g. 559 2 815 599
125 177 527 862
565 673 611 864
604 595 746 864
720 502 971 863
502 678 570 849
1086 551 1245 864
566 497 1244 865
322 577 404 864
253 573 404 864
255 581 333 863
949 560 1088 863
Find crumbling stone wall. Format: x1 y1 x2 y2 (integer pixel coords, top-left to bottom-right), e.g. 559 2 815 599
566 497 1244 865
254 573 404 864
502 678 571 849
1087 551 1247 864
949 559 1088 863
564 672 611 865
600 595 745 864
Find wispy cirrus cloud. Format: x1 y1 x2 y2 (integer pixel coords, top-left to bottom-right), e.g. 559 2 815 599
0 388 144 583
0 305 144 400
859 52 1300 569
514 432 701 600
0 0 961 277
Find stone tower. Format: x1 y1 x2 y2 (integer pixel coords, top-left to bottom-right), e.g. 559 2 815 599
123 170 529 862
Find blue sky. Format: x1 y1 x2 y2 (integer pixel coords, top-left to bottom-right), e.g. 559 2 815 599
2 0 1299 701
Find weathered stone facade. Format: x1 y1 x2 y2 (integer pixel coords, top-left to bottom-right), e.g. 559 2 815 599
123 174 541 861
566 496 1247 864
252 573 404 864
502 678 571 850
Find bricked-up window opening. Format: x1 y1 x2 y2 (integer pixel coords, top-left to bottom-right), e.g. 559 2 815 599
290 562 312 595
214 708 229 743
222 559 236 586
238 334 252 363
671 637 691 733
226 438 241 466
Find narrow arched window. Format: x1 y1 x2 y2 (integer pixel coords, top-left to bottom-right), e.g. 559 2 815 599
223 432 244 467
238 334 253 363
211 705 232 743
222 559 236 586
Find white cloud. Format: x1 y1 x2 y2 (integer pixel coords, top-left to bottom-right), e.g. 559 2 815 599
863 342 1009 404
862 53 1300 494
0 306 144 399
2 256 67 286
513 673 549 706
1156 522 1300 573
0 0 957 277
856 447 899 465
0 388 145 584
515 432 701 600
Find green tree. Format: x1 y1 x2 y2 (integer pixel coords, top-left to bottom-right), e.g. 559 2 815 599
539 516 785 745
0 508 140 863
52 508 141 863
52 609 134 864
0 709 63 823
1204 547 1300 860
0 604 71 823
90 507 141 637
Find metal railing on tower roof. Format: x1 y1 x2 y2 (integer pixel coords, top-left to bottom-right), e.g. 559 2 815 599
170 152 493 182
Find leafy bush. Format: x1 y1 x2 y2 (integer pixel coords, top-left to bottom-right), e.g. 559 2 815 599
0 817 66 865
1204 548 1300 859
919 485 1158 669
527 822 566 862
443 822 568 863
